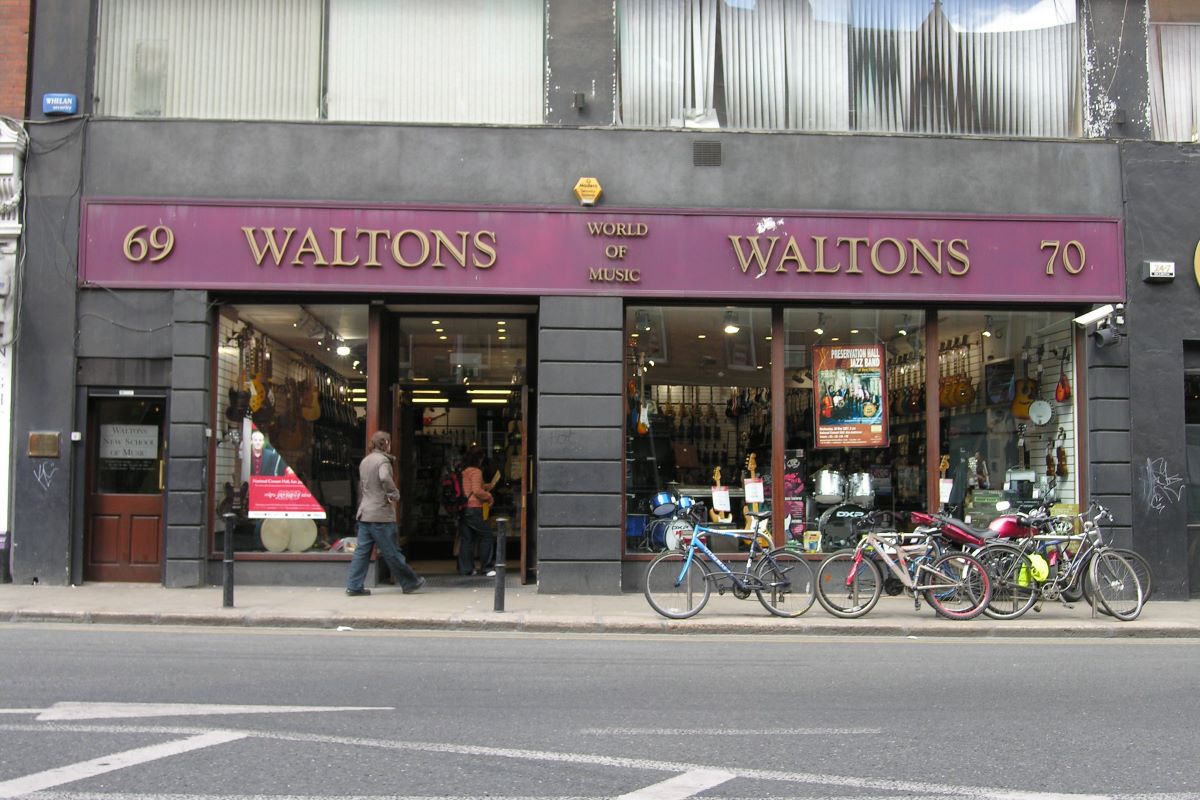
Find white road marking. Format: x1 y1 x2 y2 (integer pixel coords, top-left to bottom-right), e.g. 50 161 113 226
0 710 42 715
0 722 1148 800
582 727 882 736
0 731 245 798
33 702 392 721
615 769 735 799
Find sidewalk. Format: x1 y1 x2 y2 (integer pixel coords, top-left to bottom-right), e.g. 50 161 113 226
2 578 1198 637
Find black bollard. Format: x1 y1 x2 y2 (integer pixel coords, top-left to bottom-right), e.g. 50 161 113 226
222 510 236 608
493 516 508 612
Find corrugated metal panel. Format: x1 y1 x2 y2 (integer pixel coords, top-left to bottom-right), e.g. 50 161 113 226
326 0 542 124
95 0 322 120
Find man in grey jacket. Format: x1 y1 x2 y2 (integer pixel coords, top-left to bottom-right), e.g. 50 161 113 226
345 430 425 596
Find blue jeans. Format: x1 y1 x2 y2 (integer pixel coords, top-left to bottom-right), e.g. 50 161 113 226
346 521 421 592
458 508 495 575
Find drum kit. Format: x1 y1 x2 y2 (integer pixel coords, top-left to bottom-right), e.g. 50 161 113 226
639 489 698 551
811 468 875 551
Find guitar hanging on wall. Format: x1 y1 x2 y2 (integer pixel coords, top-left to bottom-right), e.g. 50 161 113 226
1010 343 1038 420
1055 348 1072 403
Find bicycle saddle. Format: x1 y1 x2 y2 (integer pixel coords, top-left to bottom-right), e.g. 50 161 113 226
746 510 771 521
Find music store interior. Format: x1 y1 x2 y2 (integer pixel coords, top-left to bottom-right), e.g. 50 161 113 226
625 306 1080 556
214 303 530 574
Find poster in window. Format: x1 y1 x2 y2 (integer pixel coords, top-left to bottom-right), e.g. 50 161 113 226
813 343 888 449
241 419 326 519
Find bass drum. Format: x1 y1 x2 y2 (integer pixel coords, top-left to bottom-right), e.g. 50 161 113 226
818 503 870 552
649 518 693 551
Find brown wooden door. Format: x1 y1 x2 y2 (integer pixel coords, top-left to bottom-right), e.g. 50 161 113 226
85 397 165 582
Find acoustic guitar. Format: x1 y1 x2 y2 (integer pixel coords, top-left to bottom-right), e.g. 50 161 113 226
1054 350 1071 403
1010 357 1037 420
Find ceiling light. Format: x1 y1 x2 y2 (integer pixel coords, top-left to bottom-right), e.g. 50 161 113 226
436 328 444 333
352 360 360 369
471 398 509 404
723 310 740 334
498 335 507 341
411 389 442 394
813 313 825 336
697 334 706 339
897 314 910 336
431 320 441 325
336 344 351 356
850 329 859 334
635 310 652 331
467 389 512 395
413 397 449 404
439 335 448 340
764 335 772 340
982 315 995 338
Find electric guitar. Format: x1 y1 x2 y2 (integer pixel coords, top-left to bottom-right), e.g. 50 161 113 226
709 466 732 524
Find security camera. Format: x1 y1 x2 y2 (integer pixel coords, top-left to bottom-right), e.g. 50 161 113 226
1092 322 1121 348
1073 304 1115 327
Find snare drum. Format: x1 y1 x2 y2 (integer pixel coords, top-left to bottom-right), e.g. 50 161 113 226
812 469 846 505
650 491 678 516
847 472 875 506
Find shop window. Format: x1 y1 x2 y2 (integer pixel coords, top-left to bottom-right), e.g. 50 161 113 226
213 304 367 556
937 310 1078 527
624 306 772 555
617 0 1081 137
784 308 925 553
94 0 543 124
1150 1 1200 141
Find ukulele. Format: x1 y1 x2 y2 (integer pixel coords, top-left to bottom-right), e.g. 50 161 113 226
709 466 732 524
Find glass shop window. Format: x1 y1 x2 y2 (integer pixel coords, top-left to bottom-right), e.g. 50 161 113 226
213 303 368 556
784 308 925 553
624 306 772 555
937 310 1078 526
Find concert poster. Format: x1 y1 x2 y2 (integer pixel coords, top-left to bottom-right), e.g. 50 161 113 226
812 343 888 449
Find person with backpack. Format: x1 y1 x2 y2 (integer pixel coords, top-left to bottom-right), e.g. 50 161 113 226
458 446 496 577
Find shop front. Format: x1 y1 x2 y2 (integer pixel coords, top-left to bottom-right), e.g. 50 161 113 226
77 198 1123 590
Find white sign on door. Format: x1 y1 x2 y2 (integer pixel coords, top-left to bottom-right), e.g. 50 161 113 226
100 424 159 460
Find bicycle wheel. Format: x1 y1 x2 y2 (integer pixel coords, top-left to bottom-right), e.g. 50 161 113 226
815 550 881 618
754 548 816 618
643 550 711 619
974 544 1039 621
1112 548 1154 602
921 552 991 620
1089 551 1143 621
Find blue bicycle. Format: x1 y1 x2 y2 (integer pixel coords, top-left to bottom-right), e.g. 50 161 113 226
642 507 816 619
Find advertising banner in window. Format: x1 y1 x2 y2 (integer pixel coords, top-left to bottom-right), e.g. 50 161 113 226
813 344 887 449
241 420 326 519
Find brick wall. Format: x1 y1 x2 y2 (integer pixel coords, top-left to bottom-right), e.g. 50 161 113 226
0 0 31 118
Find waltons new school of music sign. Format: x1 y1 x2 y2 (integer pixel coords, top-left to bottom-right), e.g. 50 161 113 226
80 201 1124 303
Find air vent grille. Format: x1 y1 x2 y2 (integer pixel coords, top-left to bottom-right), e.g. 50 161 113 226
693 141 722 167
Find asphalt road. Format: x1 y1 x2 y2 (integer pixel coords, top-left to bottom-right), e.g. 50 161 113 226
1 624 1197 799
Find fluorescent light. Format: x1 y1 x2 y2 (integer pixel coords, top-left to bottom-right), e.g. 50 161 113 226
413 397 448 404
697 334 706 339
350 388 366 394
471 398 508 404
411 389 442 394
467 389 512 395
431 320 441 325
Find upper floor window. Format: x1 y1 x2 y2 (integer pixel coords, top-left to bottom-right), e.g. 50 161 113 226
94 0 543 124
617 0 1082 137
1149 1 1200 142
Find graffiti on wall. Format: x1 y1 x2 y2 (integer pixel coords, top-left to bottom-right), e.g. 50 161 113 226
1138 457 1184 515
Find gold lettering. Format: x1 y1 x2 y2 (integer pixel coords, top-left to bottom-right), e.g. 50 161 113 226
588 267 602 281
473 230 497 269
836 237 869 274
243 227 295 266
628 269 641 282
812 236 840 273
356 229 389 268
329 228 359 268
391 230 430 269
431 230 470 269
728 235 778 278
909 238 943 275
292 228 329 267
870 237 907 275
777 236 810 274
947 238 970 275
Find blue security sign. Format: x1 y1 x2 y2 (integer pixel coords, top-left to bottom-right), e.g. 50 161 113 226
42 93 78 115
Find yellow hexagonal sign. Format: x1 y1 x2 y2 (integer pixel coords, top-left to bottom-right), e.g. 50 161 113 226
573 177 602 206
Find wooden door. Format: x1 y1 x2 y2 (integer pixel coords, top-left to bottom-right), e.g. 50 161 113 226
85 397 165 582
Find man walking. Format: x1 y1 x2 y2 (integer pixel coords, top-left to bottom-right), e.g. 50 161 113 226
346 430 425 596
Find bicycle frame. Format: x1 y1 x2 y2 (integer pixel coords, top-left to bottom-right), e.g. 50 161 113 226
849 529 952 593
672 517 774 593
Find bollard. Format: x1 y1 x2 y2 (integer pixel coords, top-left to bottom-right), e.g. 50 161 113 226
222 511 236 608
493 516 508 612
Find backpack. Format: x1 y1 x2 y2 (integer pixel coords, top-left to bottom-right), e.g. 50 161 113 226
440 465 467 515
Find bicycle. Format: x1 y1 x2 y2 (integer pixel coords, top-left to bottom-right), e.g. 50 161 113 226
815 511 992 620
642 507 816 619
973 501 1144 621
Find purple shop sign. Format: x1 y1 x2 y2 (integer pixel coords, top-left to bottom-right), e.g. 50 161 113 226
80 200 1124 303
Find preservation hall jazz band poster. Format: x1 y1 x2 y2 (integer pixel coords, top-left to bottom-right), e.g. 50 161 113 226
813 343 887 449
